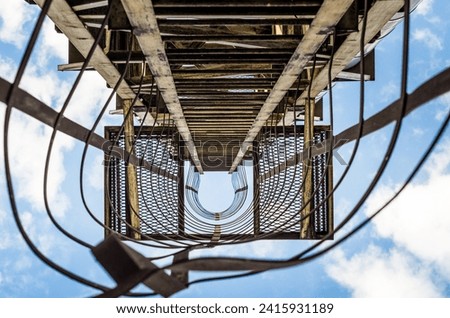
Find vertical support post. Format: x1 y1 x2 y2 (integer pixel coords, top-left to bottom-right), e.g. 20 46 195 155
123 99 141 240
104 128 112 238
253 139 261 237
178 149 185 236
301 98 315 239
326 130 334 239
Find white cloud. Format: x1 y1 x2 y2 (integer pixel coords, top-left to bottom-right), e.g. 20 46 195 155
39 19 67 65
327 246 442 297
0 1 118 297
0 110 72 216
0 209 13 250
379 81 399 103
87 154 104 191
0 45 114 219
0 209 5 224
0 0 34 48
0 56 16 82
412 127 425 136
436 92 450 121
366 172 450 279
413 28 443 51
415 0 434 16
327 140 450 296
64 72 115 126
20 63 70 107
0 60 75 219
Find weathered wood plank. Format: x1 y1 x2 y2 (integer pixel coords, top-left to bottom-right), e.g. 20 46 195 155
122 100 141 240
282 0 405 125
229 0 354 173
120 0 204 173
33 0 148 111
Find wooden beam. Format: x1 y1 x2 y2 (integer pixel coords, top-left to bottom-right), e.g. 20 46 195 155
282 0 405 125
151 0 323 7
301 99 314 239
229 0 354 173
33 0 149 111
72 1 108 12
119 0 204 173
122 100 141 240
157 18 312 26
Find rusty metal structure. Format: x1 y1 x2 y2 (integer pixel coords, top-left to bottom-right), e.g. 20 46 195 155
4 0 448 297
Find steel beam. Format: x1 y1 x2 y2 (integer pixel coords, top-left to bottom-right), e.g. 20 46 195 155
281 0 405 125
33 0 148 110
119 0 204 173
229 0 354 173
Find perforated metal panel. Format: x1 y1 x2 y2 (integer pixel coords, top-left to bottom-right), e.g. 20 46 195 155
312 130 332 235
105 127 182 238
255 126 333 239
258 133 304 234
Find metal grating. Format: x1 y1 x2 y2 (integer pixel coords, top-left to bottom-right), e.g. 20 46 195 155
312 130 331 235
255 126 332 239
105 127 182 238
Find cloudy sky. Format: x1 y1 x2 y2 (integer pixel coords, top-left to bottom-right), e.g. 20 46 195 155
0 0 449 297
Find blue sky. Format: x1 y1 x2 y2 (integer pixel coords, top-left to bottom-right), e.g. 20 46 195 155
0 0 449 297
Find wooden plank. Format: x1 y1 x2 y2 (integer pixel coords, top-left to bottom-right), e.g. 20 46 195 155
157 18 312 26
122 100 141 240
72 1 108 12
301 100 314 239
152 0 322 7
33 0 149 111
120 0 204 173
229 0 354 173
282 0 405 125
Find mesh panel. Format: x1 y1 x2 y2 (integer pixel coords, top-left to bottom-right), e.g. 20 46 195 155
257 127 331 239
312 130 330 235
258 134 303 233
106 127 181 237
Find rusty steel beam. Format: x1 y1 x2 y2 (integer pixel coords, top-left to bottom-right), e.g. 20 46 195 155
119 0 204 173
229 0 354 173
